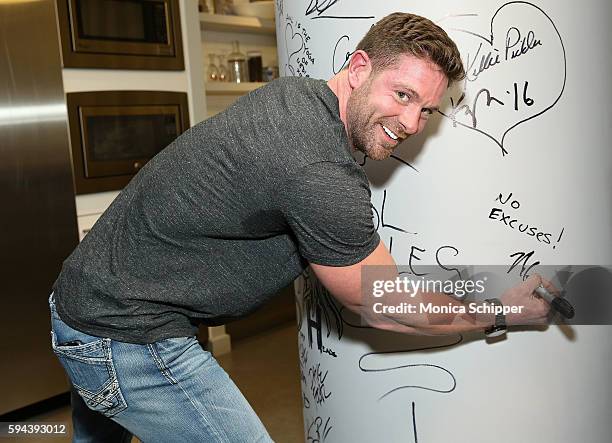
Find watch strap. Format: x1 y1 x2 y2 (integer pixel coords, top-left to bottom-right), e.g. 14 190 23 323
484 298 507 337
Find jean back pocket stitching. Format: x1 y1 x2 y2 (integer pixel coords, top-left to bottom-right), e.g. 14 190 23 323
52 335 128 417
76 378 122 409
51 337 111 364
102 343 128 415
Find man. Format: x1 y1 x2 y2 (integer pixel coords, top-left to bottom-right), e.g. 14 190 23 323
49 12 552 442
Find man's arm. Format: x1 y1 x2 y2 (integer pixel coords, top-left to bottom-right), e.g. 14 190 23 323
310 240 552 335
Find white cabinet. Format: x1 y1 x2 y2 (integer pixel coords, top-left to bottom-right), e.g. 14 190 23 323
200 12 275 34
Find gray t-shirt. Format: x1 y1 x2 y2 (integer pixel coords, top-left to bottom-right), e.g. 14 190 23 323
54 77 380 344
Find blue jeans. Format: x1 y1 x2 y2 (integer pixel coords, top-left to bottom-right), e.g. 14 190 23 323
49 294 273 442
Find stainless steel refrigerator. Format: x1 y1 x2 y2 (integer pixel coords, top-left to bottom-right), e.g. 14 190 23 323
0 0 79 414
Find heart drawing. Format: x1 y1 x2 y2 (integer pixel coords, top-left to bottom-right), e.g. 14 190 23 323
439 1 567 156
284 21 305 77
283 16 316 78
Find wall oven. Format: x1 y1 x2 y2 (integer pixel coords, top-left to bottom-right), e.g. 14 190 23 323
56 0 184 70
66 90 190 194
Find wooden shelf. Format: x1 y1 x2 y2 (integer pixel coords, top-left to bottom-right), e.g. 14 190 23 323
199 13 275 35
205 82 267 95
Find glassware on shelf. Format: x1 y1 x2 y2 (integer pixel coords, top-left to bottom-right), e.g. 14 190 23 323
247 51 263 82
217 54 229 82
199 0 217 13
227 41 248 83
213 0 233 15
263 64 279 82
207 53 219 81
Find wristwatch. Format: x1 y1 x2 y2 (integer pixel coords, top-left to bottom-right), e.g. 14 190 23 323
484 298 507 337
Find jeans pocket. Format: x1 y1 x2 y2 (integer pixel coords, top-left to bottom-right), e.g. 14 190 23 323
50 309 127 417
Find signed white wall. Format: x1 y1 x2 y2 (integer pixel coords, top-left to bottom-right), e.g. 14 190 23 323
277 1 612 441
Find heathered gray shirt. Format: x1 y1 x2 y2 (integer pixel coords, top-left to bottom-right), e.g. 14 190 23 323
54 77 380 344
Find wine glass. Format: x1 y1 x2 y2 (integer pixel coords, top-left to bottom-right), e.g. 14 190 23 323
217 54 228 82
207 53 219 81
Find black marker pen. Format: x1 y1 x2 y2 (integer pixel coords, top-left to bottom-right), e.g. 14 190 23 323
535 285 575 319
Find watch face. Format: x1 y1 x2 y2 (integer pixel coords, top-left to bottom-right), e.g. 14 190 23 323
485 326 507 338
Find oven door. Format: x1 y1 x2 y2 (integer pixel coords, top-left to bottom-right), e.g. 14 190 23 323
67 91 190 194
80 105 181 177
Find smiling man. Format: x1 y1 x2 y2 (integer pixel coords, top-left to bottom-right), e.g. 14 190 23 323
335 53 448 160
49 12 552 443
332 13 461 161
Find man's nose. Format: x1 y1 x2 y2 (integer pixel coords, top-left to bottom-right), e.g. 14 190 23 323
398 106 421 136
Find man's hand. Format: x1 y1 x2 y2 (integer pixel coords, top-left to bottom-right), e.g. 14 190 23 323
501 274 558 326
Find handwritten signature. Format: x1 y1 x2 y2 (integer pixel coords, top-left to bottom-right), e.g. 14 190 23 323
305 0 374 20
306 0 340 17
466 28 542 82
308 363 332 405
284 19 315 77
441 80 534 155
332 35 353 74
306 416 333 442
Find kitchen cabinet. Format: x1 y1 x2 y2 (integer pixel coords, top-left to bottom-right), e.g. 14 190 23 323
200 12 278 117
200 12 275 34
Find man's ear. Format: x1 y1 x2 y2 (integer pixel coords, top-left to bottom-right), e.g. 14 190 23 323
347 50 372 89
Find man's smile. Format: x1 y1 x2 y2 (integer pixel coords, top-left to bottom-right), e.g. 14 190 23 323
382 124 399 141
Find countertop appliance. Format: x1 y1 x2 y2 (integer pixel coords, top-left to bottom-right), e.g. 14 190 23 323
56 0 184 70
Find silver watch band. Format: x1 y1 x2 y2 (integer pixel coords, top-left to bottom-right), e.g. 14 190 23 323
484 298 507 337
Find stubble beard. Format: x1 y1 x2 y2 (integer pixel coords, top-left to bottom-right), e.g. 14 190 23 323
346 80 393 161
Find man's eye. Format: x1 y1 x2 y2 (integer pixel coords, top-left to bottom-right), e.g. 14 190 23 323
422 108 433 115
397 91 410 102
